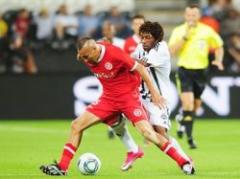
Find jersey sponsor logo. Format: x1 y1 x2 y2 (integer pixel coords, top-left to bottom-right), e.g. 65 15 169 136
94 72 115 79
104 62 113 70
133 109 142 117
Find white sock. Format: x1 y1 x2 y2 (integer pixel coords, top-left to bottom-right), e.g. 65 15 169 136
170 137 189 160
180 125 185 132
118 127 139 153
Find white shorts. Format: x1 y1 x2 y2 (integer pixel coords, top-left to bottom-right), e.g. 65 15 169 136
142 99 171 130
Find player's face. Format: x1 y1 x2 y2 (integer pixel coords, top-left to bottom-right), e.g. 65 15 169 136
77 45 100 64
140 33 156 51
184 7 200 27
132 18 145 35
102 24 115 39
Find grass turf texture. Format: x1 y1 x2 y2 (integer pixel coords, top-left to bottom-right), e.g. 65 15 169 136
0 119 240 179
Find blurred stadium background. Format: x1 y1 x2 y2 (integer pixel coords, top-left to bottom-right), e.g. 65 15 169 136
0 0 239 118
0 0 240 178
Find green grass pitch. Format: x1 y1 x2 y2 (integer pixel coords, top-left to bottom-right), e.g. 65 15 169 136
0 119 240 179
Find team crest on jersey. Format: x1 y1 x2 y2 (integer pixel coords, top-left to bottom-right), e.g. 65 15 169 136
133 109 142 117
104 62 113 70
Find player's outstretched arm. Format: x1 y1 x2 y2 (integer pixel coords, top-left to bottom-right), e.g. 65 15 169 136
134 63 166 109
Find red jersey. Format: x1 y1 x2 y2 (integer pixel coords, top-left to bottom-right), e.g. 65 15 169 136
15 17 30 37
84 43 140 98
123 35 140 55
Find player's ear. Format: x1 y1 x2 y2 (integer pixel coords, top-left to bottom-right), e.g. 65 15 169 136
77 49 81 61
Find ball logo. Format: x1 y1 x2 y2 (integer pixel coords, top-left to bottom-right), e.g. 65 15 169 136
133 109 142 117
104 62 113 70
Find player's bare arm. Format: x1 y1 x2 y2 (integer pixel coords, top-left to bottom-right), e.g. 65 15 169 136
134 62 166 109
212 46 224 71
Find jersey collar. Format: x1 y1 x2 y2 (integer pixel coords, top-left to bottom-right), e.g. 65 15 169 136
97 44 106 63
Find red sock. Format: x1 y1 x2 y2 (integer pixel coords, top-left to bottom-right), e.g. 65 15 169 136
58 143 76 171
160 142 188 167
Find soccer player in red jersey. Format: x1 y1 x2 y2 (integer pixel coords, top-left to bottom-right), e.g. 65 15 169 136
124 15 145 55
40 37 191 176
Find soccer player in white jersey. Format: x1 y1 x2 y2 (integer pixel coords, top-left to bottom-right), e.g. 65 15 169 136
111 21 195 174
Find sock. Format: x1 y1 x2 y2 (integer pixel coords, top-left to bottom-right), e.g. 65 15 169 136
182 111 194 139
180 125 185 132
160 141 188 167
58 143 76 171
170 137 189 160
117 127 139 153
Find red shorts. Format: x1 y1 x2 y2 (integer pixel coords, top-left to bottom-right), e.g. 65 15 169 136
86 91 148 125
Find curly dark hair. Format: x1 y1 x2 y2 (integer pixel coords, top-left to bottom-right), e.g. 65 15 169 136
139 21 164 42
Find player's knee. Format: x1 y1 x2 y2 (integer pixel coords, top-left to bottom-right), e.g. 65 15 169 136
156 127 168 139
111 119 126 137
71 120 83 134
182 102 194 111
142 128 153 140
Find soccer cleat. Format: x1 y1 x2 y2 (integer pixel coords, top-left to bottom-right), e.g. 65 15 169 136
121 147 144 171
181 160 195 175
188 139 197 149
40 161 66 176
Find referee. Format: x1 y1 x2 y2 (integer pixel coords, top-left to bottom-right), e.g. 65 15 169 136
168 4 224 149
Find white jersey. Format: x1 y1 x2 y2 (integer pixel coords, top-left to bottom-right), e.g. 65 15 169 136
132 41 171 106
132 41 171 129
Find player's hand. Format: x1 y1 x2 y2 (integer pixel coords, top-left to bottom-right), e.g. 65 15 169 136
138 59 150 67
151 94 166 109
211 60 224 71
183 25 193 40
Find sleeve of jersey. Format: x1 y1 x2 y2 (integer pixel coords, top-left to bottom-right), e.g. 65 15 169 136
123 40 129 54
117 48 138 71
168 28 180 46
130 44 141 60
208 29 223 49
146 44 170 67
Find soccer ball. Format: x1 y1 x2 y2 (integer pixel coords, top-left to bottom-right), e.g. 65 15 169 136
77 153 101 175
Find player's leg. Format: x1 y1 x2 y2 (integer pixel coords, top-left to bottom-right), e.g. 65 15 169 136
176 67 196 149
107 126 115 139
175 108 185 138
134 120 194 174
123 106 193 173
194 98 202 114
121 93 195 174
40 111 101 175
180 91 195 148
111 115 139 153
154 125 189 161
188 72 206 149
108 115 143 171
175 70 188 139
40 96 114 176
146 101 192 167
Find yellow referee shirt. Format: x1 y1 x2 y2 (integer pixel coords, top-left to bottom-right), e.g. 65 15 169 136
0 19 8 38
168 22 223 69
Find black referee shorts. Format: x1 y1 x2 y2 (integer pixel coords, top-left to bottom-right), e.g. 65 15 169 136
175 67 208 99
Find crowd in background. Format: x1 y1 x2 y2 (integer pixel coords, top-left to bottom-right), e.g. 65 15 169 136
0 4 132 74
0 0 240 74
201 0 240 72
